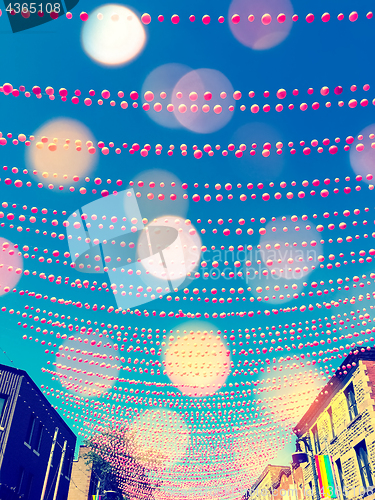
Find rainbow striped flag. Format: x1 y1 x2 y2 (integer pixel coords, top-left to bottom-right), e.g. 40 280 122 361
92 496 101 500
315 455 337 498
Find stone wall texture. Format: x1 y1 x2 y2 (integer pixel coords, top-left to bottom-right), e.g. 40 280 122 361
67 446 93 500
301 360 375 500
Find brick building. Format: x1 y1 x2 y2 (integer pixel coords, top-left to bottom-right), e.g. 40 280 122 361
294 347 375 500
244 463 304 500
67 446 98 500
0 363 76 500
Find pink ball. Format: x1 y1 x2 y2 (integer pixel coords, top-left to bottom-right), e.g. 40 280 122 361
306 13 314 23
349 11 358 22
80 12 89 21
144 91 154 102
194 150 203 159
231 14 240 24
261 13 272 25
141 13 151 24
3 83 13 94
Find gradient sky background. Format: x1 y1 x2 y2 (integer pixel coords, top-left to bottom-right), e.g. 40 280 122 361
1 0 375 498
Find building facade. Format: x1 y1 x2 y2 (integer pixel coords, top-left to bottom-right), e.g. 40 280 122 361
67 446 98 500
0 363 76 500
294 348 375 500
245 463 305 500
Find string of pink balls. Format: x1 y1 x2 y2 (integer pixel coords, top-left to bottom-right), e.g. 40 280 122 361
0 9 373 24
1 82 374 116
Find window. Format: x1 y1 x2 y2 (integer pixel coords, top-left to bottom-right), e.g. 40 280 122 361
336 459 346 499
64 454 73 478
0 395 7 422
345 383 358 421
25 414 36 445
355 441 373 489
328 407 335 439
17 467 24 494
25 474 33 500
34 423 43 453
308 481 313 498
312 425 320 453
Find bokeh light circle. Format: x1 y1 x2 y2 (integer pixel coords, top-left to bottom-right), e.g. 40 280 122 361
142 64 192 129
81 4 146 66
137 215 202 283
26 118 97 186
172 69 235 133
0 238 23 295
55 338 120 397
228 0 294 50
164 321 230 397
349 124 375 183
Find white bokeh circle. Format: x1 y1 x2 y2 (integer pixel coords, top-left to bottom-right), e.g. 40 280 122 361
81 4 146 66
137 216 201 283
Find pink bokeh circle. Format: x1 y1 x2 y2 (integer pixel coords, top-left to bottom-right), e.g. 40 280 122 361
0 238 23 295
228 0 294 50
172 69 235 133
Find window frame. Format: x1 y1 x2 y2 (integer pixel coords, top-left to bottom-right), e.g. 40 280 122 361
25 414 36 446
312 424 320 453
335 458 346 499
34 423 43 453
355 441 373 489
17 467 24 495
25 473 33 500
0 394 7 424
308 481 313 498
328 406 335 439
344 383 358 422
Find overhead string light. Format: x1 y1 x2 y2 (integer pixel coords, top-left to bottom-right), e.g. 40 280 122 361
1 82 374 118
1 10 373 24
